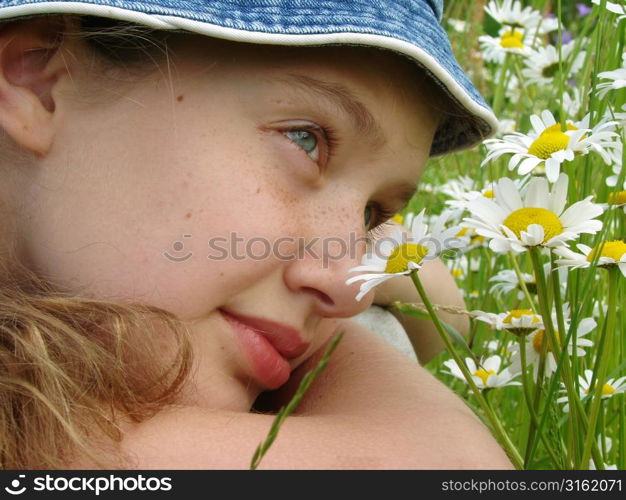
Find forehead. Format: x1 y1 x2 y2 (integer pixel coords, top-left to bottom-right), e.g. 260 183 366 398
176 36 440 129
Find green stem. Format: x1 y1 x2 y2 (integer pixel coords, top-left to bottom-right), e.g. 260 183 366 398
492 53 511 118
529 247 584 466
249 331 344 470
556 0 567 131
550 252 583 466
581 269 619 468
410 271 524 469
508 251 538 311
518 335 561 467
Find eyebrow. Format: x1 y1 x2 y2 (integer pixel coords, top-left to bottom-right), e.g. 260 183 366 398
270 73 388 150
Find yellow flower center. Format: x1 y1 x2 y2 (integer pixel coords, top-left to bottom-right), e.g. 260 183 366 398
528 123 578 159
452 268 464 278
474 368 497 385
482 189 495 198
502 207 564 242
532 329 561 353
471 234 485 244
456 227 470 237
608 191 626 206
392 213 404 225
504 309 540 324
500 30 524 49
384 243 429 274
585 383 616 396
586 240 626 262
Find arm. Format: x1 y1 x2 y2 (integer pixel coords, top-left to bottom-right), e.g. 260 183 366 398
373 256 470 364
119 320 513 469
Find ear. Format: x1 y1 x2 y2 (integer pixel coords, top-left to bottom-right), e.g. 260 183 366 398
0 16 72 158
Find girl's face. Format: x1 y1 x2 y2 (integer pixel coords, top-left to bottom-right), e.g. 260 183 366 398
11 34 438 408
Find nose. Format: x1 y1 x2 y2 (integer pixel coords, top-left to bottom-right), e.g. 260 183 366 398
283 229 376 318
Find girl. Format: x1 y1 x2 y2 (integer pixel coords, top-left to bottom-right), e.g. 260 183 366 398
0 1 512 469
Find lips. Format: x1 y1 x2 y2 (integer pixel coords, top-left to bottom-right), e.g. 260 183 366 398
219 308 311 389
219 308 310 359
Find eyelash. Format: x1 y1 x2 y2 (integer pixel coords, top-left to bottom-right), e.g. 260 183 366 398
283 124 396 246
365 203 397 245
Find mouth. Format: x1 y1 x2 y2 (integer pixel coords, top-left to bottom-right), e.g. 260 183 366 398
218 308 310 389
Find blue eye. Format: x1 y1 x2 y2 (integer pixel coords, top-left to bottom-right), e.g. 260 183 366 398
284 128 320 162
285 129 317 153
282 124 338 167
364 204 373 229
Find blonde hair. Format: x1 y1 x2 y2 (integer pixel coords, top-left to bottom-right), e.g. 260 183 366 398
0 14 194 469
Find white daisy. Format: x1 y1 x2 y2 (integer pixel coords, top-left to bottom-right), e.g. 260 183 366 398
479 27 533 63
481 110 621 183
607 185 626 214
554 240 626 277
484 0 542 29
488 269 536 300
484 0 560 36
579 370 626 398
445 253 481 281
440 177 503 216
497 118 517 136
488 264 567 299
614 102 626 127
345 210 465 301
418 182 434 194
563 87 583 117
442 354 521 389
596 52 626 98
438 175 475 201
592 0 626 20
471 308 543 336
484 338 516 357
510 305 595 379
589 436 619 470
521 41 586 87
463 174 604 254
606 162 623 188
447 18 468 33
529 14 559 35
557 370 626 412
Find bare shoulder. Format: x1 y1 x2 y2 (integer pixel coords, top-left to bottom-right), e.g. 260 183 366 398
110 320 514 470
117 406 400 469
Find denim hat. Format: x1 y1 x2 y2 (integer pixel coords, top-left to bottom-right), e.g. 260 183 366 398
0 0 498 156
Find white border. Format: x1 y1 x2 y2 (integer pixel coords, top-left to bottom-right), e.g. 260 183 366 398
0 1 499 151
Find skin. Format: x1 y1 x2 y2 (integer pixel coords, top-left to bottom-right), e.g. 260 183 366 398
0 17 437 410
0 17 512 469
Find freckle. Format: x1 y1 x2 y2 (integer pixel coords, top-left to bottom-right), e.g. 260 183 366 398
219 272 224 277
256 187 261 194
177 94 184 102
185 212 192 219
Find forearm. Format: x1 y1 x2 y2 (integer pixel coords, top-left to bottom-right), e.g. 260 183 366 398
387 293 468 364
374 258 469 364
